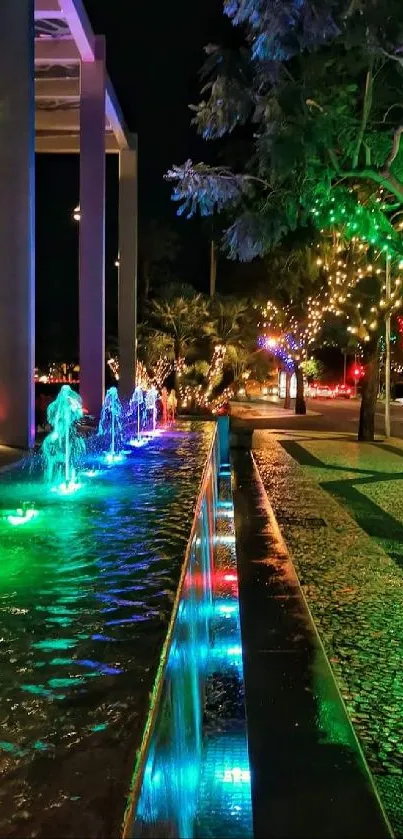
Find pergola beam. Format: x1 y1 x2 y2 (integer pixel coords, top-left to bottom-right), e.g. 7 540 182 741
35 78 80 99
34 38 79 63
34 10 64 19
35 133 119 153
35 0 61 11
58 0 94 61
36 108 83 131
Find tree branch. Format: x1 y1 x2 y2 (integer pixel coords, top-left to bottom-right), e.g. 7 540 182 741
352 67 373 169
383 124 403 171
328 149 403 204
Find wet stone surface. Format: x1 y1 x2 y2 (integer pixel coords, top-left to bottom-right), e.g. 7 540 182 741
254 431 403 837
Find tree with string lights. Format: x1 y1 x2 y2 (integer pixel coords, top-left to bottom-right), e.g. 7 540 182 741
165 0 403 439
316 235 403 438
259 296 325 414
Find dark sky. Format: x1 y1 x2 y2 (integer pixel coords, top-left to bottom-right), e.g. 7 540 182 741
36 0 233 363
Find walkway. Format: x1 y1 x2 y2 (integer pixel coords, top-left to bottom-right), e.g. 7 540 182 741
251 428 403 836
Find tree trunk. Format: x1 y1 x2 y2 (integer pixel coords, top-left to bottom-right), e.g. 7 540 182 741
283 372 291 409
174 342 181 394
358 339 379 441
143 260 151 300
295 364 306 415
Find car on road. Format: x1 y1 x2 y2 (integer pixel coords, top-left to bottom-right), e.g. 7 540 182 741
307 383 335 399
334 383 352 399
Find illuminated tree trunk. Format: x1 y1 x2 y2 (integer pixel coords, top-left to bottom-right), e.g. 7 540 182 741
295 363 306 415
358 339 379 442
283 371 291 409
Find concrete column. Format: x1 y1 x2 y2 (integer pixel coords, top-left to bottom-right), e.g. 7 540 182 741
118 137 138 399
79 36 106 417
0 0 35 449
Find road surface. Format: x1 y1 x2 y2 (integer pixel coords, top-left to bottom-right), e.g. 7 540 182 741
231 397 403 439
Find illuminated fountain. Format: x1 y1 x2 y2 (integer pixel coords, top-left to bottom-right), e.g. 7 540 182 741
98 386 125 464
42 385 85 493
145 386 158 435
128 385 147 447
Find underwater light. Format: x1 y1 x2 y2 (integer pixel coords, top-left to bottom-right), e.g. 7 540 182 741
226 645 242 656
217 768 251 784
51 481 82 495
129 437 148 448
6 507 39 526
104 452 125 464
216 603 237 617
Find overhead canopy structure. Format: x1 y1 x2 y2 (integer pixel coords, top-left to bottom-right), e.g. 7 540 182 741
34 0 129 153
0 0 137 449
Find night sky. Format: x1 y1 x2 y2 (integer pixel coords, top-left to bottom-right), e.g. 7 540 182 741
36 0 235 363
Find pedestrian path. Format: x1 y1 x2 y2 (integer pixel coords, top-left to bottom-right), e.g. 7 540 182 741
254 429 403 837
231 444 390 838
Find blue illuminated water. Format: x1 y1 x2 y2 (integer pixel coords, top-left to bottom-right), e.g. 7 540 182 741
194 469 252 839
0 422 214 838
98 385 125 461
131 461 252 839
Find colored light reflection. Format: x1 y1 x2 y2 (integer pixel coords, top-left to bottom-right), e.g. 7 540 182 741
216 602 238 617
215 534 236 545
128 437 148 448
6 508 39 526
104 452 125 465
217 509 234 518
51 481 82 495
217 767 251 784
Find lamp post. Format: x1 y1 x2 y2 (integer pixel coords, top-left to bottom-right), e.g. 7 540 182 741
385 253 391 438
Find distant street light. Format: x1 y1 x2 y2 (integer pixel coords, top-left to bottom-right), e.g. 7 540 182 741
73 204 81 222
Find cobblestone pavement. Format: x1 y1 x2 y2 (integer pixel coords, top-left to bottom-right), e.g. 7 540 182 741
253 430 403 837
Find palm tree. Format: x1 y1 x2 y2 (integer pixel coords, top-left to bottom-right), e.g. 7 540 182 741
210 296 250 354
226 345 252 384
150 293 212 388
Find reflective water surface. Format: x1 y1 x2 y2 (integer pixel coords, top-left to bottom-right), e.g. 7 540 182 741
0 422 214 838
132 458 252 839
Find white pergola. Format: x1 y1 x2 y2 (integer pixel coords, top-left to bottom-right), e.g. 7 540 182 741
0 0 137 448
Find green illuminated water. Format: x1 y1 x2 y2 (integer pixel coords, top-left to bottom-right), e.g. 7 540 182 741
0 422 214 838
41 384 85 491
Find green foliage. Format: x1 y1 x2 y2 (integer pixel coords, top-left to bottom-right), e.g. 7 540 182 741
150 293 212 361
301 357 325 381
225 345 252 382
166 0 403 261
